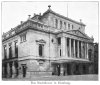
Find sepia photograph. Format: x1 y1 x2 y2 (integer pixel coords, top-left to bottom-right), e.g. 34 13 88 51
1 1 99 81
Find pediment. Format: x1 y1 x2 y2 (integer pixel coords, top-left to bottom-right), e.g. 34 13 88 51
66 30 91 39
36 39 46 44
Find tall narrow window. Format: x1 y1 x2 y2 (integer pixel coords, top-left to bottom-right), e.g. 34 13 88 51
60 21 62 29
55 19 58 28
68 24 70 29
23 34 26 41
60 49 61 57
64 22 66 29
15 41 18 57
39 44 43 56
57 37 61 45
9 43 12 59
79 41 81 58
72 25 74 29
4 45 7 59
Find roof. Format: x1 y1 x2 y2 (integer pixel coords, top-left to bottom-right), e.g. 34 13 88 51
42 8 86 26
66 30 91 40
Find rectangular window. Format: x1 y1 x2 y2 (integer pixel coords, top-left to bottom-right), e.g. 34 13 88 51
15 41 18 57
9 43 12 59
72 25 74 29
68 24 70 29
39 44 43 56
55 19 58 28
60 49 61 57
79 41 81 58
60 21 62 29
57 37 61 45
4 45 7 59
20 33 26 42
64 22 66 29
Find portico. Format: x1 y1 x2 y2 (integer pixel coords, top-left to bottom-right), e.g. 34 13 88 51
51 59 93 76
52 30 93 76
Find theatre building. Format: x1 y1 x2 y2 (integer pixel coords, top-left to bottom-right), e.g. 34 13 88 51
2 6 94 78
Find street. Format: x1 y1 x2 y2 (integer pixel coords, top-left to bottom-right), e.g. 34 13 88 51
2 74 98 81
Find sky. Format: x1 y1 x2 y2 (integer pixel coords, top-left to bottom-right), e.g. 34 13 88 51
1 1 99 42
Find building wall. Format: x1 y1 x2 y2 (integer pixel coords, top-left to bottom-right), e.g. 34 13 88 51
41 13 85 32
26 29 57 58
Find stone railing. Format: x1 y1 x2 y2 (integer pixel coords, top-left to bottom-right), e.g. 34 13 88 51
2 19 60 41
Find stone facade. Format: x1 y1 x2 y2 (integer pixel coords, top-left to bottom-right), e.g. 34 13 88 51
2 6 94 78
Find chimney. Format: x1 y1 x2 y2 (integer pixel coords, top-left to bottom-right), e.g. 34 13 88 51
21 21 23 24
34 13 36 16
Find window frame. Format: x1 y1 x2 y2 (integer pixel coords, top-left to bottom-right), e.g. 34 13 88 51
68 23 70 29
39 44 44 57
55 19 58 28
4 45 7 59
9 43 12 59
60 21 62 29
20 32 27 43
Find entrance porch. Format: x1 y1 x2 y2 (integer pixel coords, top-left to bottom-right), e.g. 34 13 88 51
51 60 93 76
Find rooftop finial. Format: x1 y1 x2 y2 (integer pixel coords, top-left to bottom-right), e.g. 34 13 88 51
48 5 51 9
28 15 31 19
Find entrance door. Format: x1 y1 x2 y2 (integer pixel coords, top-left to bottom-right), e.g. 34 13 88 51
22 65 27 77
57 64 60 76
67 64 71 75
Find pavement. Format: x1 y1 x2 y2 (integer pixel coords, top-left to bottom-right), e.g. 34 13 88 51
2 74 98 81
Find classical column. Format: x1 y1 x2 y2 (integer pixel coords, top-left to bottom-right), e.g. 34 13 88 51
60 64 64 76
77 40 79 58
71 63 74 75
2 64 4 78
79 64 83 75
87 43 89 59
7 63 10 78
61 36 66 57
69 38 71 57
73 39 75 58
12 42 15 58
81 42 83 58
7 44 9 59
12 62 16 78
66 38 68 57
85 43 86 59
65 64 67 75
